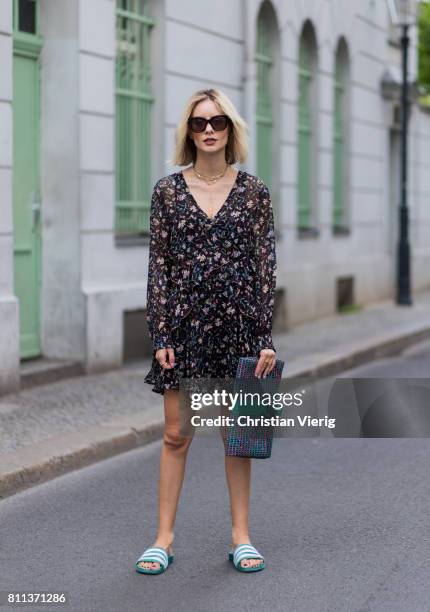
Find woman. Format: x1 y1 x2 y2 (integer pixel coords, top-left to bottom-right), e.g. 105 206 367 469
136 88 277 574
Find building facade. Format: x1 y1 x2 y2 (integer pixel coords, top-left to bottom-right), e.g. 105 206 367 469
1 0 429 394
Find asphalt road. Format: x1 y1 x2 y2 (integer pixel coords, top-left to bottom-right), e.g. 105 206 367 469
1 341 430 612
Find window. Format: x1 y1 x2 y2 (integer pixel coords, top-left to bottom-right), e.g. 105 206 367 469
13 0 39 35
255 2 275 190
297 21 318 234
115 0 155 235
332 37 351 233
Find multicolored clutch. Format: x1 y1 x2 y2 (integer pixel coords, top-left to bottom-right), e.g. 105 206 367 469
224 356 285 459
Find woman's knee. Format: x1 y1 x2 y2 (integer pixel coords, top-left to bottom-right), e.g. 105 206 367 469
163 429 193 453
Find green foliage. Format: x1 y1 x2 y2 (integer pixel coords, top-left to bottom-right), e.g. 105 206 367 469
418 1 430 93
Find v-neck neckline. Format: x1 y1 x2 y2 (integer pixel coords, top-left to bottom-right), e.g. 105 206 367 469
179 169 241 223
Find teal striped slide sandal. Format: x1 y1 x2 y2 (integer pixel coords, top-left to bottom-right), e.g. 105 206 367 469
135 546 174 574
228 543 265 572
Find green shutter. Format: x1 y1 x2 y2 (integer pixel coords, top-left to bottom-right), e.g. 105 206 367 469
333 51 344 229
115 0 155 235
255 11 273 189
297 37 312 230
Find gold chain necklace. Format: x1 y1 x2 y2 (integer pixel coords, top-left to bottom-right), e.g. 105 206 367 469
190 164 231 219
192 164 228 185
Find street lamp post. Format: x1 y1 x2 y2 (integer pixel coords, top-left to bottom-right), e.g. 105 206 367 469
387 0 418 305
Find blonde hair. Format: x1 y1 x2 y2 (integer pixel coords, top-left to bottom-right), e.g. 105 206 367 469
168 88 249 167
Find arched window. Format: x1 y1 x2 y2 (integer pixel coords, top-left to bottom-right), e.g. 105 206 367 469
255 1 277 191
297 20 318 234
333 37 350 233
115 0 155 235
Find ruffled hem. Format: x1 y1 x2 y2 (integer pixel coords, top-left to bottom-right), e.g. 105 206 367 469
144 308 267 395
144 367 179 395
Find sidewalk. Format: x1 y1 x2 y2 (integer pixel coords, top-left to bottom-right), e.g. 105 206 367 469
1 288 430 498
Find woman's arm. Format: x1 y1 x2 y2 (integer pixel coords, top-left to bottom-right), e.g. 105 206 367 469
253 180 277 353
146 182 172 350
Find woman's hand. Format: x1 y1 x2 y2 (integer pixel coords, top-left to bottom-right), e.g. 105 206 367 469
254 348 276 378
155 347 175 369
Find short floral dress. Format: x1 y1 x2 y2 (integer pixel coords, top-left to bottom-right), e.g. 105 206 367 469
144 167 277 395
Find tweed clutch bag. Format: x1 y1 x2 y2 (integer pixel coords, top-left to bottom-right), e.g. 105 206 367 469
224 356 285 459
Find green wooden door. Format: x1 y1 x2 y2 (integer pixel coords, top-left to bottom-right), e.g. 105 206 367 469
12 0 43 358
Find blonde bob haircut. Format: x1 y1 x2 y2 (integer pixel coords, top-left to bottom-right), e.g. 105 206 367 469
168 88 249 167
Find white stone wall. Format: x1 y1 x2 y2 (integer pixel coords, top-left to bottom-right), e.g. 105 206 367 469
39 0 85 363
77 0 166 372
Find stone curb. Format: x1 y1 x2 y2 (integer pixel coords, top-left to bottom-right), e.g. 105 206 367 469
285 322 430 378
1 321 430 500
0 415 164 500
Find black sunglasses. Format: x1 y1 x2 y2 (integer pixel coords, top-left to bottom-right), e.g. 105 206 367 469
187 114 230 133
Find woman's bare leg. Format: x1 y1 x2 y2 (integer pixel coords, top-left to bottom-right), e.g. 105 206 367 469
137 390 194 571
224 456 264 569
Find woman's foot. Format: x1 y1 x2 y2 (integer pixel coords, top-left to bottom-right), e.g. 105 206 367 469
231 536 264 569
136 537 174 572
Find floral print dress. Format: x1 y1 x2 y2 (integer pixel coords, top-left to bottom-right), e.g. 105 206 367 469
144 168 277 395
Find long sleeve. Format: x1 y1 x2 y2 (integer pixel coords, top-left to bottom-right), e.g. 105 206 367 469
146 182 172 350
253 181 277 353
